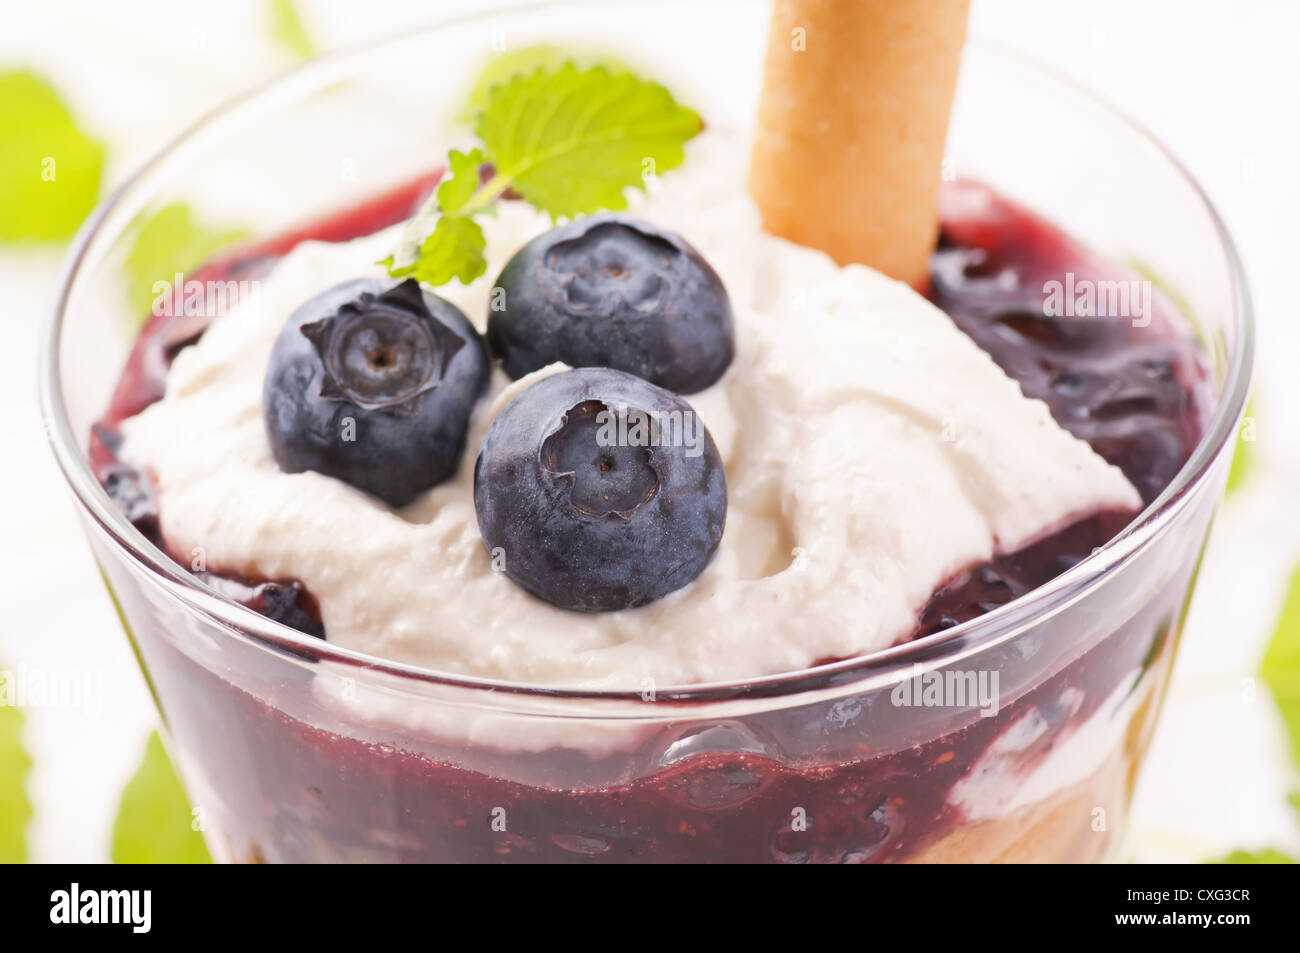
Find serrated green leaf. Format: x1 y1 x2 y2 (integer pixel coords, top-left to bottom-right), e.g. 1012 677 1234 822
111 731 212 864
1209 847 1296 864
1262 563 1300 769
436 148 487 216
269 0 316 59
456 45 630 125
393 59 700 286
0 69 105 242
0 692 32 863
123 202 249 323
476 63 701 220
459 46 570 126
389 215 486 287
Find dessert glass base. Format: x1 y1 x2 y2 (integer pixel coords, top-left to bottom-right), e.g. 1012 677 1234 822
41 2 1251 863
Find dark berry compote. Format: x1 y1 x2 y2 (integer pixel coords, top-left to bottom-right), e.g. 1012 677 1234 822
91 174 1210 863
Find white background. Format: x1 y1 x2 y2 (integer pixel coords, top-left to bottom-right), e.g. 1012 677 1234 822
1 0 1297 862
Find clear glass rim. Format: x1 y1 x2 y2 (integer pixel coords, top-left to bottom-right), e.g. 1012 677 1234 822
37 1 1255 704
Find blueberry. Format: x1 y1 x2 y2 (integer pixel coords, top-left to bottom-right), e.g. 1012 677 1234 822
474 368 727 612
264 278 489 506
199 573 324 639
101 463 159 541
488 214 734 394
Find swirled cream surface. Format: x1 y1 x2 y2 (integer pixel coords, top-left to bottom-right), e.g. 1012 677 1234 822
120 134 1140 691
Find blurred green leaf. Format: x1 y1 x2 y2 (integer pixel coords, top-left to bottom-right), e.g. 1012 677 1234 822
1262 563 1300 768
1224 398 1255 496
269 0 316 59
1130 258 1202 347
1208 578 1300 866
1209 847 1296 864
0 69 105 242
123 203 248 322
0 691 32 863
111 731 212 864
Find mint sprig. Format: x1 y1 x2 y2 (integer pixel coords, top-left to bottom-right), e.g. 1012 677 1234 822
385 148 490 286
385 61 701 286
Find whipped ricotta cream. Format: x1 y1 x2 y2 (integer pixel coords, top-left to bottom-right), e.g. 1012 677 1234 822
120 133 1141 690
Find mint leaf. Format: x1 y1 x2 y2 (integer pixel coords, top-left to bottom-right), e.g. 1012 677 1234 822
1262 563 1300 768
269 0 316 59
111 731 212 864
0 692 32 863
456 46 630 125
477 63 701 220
385 148 488 281
1210 848 1296 864
388 59 700 287
0 69 105 242
435 148 488 215
459 46 570 125
389 215 487 287
124 202 249 323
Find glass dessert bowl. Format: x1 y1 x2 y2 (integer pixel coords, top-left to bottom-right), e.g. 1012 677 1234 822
40 0 1251 863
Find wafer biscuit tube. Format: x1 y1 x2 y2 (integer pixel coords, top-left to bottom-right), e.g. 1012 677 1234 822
749 0 970 287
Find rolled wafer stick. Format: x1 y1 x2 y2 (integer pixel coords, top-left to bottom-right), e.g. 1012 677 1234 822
749 0 970 288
